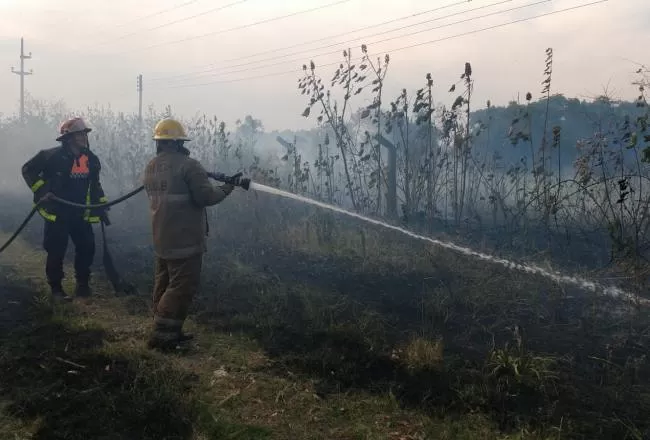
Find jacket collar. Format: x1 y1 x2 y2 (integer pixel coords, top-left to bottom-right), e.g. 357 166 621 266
62 144 90 158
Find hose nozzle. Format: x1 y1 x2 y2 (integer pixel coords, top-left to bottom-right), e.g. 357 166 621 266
208 172 251 191
239 178 251 191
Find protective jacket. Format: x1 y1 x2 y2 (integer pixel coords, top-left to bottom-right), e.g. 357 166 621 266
21 146 108 223
143 150 231 260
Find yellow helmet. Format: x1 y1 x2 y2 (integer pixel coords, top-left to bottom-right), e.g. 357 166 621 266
152 118 191 141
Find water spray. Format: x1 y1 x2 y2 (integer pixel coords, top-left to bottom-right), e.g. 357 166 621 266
248 182 644 305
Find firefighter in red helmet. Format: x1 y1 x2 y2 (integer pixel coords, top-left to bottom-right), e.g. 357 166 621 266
21 117 109 299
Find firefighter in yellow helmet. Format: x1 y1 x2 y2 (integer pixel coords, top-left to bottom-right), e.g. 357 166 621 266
143 118 234 350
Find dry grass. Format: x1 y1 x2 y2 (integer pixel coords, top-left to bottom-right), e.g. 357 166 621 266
402 337 445 371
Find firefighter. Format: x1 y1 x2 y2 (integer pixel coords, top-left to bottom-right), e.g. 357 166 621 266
143 117 235 350
21 117 109 298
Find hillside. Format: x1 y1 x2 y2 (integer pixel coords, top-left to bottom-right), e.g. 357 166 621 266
269 95 647 173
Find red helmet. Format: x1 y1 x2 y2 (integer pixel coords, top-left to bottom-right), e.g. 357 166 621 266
56 117 92 141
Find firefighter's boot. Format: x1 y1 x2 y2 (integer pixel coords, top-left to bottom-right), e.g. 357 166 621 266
75 281 92 298
179 332 194 342
147 334 192 353
50 283 69 300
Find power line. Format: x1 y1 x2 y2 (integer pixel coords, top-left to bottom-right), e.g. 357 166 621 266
158 0 522 82
72 0 206 43
148 0 471 80
617 56 647 69
103 0 206 30
156 0 540 84
150 0 608 90
122 0 352 54
89 0 249 48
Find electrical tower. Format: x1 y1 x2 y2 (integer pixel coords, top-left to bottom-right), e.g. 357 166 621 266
137 74 143 123
11 38 33 123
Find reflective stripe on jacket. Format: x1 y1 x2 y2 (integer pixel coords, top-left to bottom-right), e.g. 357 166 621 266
21 146 108 223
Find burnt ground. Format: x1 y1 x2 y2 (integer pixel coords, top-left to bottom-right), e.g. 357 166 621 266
114 237 650 438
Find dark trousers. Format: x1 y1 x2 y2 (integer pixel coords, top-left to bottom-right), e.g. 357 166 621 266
43 217 95 287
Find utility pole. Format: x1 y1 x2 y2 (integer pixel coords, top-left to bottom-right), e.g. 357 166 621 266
376 134 398 220
137 74 143 124
11 38 33 123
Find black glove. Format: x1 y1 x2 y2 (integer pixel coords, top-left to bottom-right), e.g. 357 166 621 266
100 211 111 226
221 184 235 196
225 172 243 186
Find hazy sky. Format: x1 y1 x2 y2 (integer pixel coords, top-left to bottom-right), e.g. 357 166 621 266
0 0 646 131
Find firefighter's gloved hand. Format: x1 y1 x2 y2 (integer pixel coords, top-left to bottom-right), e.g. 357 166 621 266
39 192 54 203
100 211 111 226
225 172 243 187
221 183 235 196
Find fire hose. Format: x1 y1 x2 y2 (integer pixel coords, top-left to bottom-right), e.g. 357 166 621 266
0 172 250 294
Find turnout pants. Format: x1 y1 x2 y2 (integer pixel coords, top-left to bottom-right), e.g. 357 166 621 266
43 217 95 287
151 254 203 342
